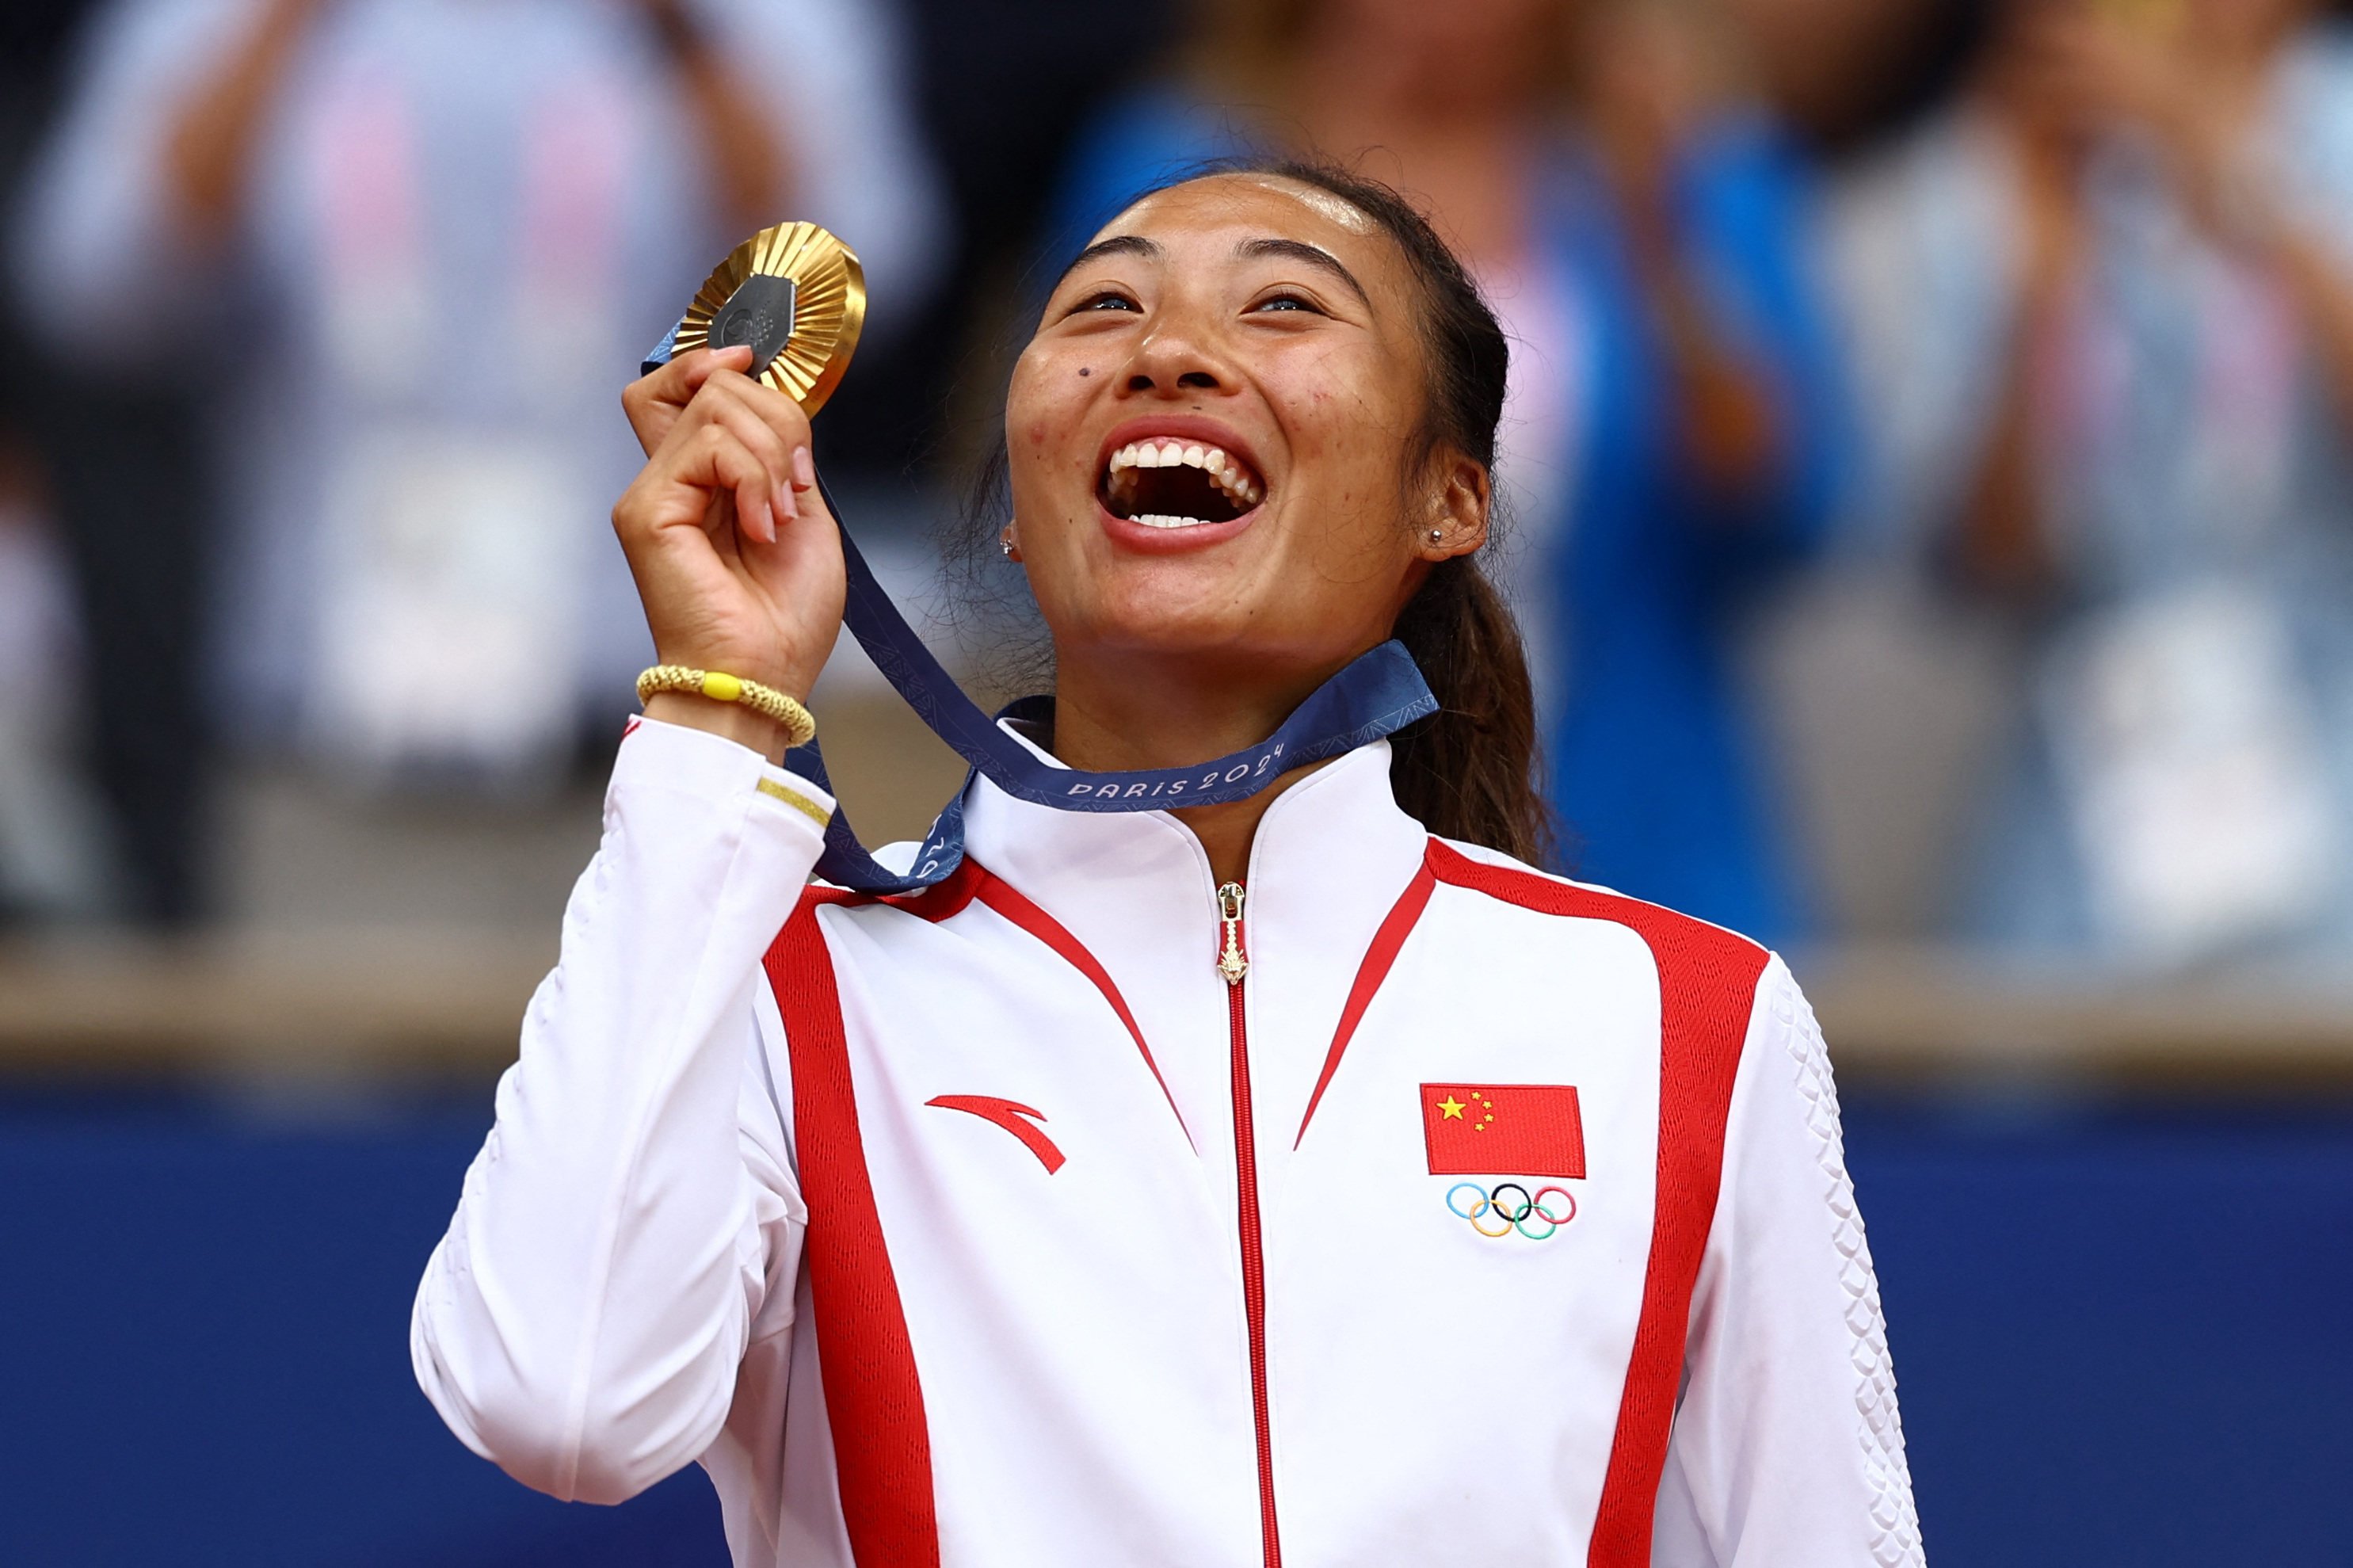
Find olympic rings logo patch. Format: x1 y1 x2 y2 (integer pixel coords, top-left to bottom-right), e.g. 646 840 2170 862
1446 1181 1577 1240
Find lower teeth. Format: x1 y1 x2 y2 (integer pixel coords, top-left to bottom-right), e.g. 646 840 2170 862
1133 513 1214 529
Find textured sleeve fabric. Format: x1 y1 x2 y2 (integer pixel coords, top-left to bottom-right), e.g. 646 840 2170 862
1651 956 1924 1567
410 718 828 1505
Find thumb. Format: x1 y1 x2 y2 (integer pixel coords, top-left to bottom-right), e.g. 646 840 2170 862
623 345 758 456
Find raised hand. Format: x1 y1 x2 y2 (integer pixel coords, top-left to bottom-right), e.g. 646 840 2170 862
1995 6 2263 245
612 346 845 756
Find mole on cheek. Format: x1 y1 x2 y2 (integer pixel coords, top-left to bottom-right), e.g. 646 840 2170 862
1079 367 1092 378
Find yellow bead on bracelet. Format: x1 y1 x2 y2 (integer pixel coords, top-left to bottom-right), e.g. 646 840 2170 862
636 664 816 749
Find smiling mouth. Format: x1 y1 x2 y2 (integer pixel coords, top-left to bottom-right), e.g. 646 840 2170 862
1100 439 1265 529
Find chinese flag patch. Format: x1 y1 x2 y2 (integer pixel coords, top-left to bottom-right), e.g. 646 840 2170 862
1421 1084 1585 1177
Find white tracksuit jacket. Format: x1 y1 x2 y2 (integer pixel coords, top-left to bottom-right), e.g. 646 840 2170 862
413 718 1924 1568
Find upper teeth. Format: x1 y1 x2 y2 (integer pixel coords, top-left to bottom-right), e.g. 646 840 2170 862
1106 439 1263 506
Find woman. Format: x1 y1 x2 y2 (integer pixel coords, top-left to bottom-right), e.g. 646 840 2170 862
412 163 1919 1566
1044 0 1850 940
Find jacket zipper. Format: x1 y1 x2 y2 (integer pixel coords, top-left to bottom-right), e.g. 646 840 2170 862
1218 881 1283 1567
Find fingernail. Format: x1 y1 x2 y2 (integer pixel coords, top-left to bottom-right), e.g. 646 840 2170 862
778 482 799 521
791 447 815 490
749 494 775 543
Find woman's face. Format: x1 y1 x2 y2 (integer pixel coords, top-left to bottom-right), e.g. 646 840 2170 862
1005 174 1481 693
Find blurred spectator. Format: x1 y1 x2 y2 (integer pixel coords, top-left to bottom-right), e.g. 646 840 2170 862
1834 0 2353 963
13 0 943 794
2 0 209 925
1722 0 1990 155
1042 0 1848 937
0 435 114 921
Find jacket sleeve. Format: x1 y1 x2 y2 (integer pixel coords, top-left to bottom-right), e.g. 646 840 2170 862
1650 956 1924 1567
410 718 829 1505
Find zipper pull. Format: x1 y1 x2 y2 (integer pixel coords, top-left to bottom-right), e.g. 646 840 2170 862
1216 882 1249 986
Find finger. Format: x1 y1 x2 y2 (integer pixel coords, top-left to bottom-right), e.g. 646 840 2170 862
626 345 757 434
679 344 757 394
721 374 817 518
711 442 780 546
703 364 814 455
670 427 779 546
639 344 755 409
702 489 743 566
622 345 758 457
694 376 803 519
692 377 811 522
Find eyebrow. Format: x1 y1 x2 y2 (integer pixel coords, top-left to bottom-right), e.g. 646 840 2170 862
1053 232 1371 311
1236 237 1371 309
1052 234 1161 291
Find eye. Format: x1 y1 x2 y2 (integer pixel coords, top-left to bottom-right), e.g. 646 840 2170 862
1069 289 1140 315
1249 291 1322 315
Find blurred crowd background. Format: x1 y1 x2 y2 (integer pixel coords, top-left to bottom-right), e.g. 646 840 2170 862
5 1 2353 1564
12 0 2353 969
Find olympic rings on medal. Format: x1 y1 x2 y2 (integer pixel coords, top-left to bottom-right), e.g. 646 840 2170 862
1443 1181 1578 1241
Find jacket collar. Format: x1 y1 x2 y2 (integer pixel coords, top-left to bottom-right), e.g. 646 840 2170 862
958 723 1436 1180
960 721 1428 934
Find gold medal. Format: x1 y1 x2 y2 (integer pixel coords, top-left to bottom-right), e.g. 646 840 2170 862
668 222 864 415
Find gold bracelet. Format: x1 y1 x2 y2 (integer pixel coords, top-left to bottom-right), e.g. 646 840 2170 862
636 664 816 749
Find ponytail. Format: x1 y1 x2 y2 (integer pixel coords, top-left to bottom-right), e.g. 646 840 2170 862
1388 556 1554 865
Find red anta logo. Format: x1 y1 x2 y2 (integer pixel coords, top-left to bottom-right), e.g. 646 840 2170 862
926 1095 1066 1173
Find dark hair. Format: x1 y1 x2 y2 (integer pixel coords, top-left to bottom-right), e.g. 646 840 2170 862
956 157 1555 864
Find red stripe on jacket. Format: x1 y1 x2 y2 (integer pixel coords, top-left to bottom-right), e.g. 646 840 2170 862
1421 841 1767 1568
970 871 1195 1150
755 854 1187 1562
766 891 941 1568
1294 857 1438 1148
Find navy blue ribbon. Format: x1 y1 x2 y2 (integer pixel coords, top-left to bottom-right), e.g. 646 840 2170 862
643 341 1438 893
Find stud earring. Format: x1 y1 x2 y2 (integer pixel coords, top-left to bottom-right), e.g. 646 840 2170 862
1428 528 1445 544
1000 531 1017 559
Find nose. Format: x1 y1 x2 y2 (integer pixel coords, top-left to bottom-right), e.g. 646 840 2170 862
1118 317 1231 399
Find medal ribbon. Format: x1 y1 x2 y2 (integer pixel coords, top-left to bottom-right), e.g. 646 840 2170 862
642 349 1440 895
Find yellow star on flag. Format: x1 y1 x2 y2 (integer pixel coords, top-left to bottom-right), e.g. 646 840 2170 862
1437 1095 1466 1120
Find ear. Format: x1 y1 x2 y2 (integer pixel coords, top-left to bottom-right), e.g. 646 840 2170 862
1418 448 1490 562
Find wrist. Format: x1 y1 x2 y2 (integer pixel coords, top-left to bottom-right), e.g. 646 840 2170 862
643 691 789 764
647 642 815 710
639 662 815 763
